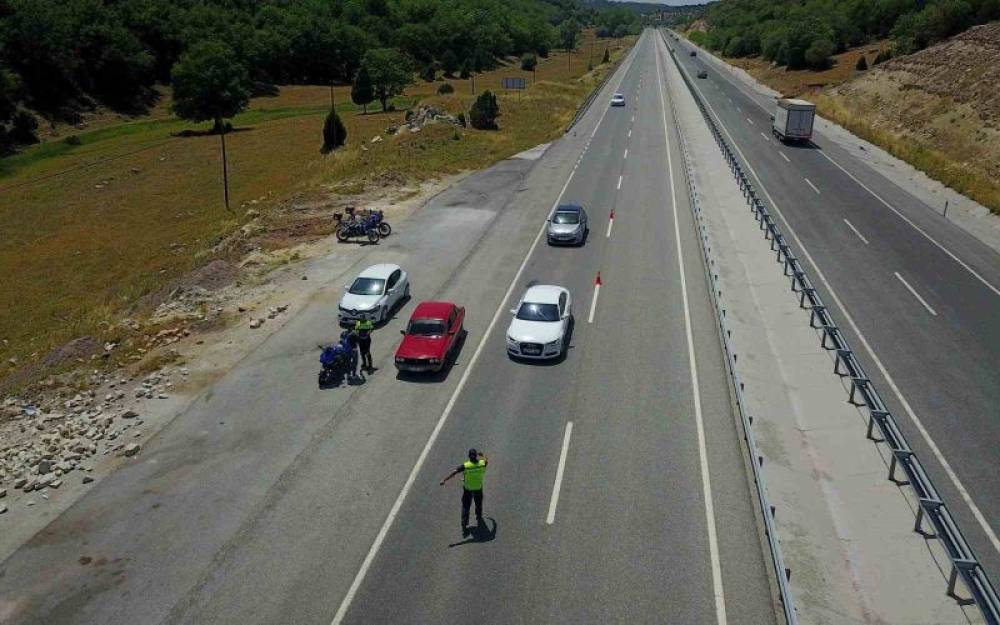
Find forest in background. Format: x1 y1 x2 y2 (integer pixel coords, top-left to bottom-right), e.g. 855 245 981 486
0 0 642 153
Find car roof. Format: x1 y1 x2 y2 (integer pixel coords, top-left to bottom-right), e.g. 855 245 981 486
411 301 455 319
356 263 400 280
522 285 565 304
555 203 583 213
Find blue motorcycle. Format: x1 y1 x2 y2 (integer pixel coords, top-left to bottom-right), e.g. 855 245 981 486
336 216 380 244
319 337 355 387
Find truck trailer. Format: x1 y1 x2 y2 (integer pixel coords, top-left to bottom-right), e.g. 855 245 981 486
771 98 816 143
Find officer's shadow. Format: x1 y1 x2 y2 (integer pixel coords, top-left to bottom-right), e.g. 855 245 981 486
448 518 497 548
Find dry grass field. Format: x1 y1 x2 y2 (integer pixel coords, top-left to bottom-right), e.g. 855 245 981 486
0 32 633 387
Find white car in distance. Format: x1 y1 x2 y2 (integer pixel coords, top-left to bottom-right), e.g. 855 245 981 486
505 285 572 360
610 92 626 107
338 263 410 325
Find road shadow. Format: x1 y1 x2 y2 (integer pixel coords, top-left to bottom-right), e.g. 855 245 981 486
448 518 497 548
395 329 468 384
780 138 820 151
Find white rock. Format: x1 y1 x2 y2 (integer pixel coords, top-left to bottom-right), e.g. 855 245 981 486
124 443 141 457
249 318 264 329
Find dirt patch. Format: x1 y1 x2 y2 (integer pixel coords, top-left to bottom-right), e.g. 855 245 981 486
134 260 240 315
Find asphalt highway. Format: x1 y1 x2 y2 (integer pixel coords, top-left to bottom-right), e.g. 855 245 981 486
0 31 779 625
667 31 1000 578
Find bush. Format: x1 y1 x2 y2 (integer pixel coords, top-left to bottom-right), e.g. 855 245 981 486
421 63 436 82
602 48 610 64
468 91 499 130
804 38 834 69
520 53 537 72
63 134 82 146
456 112 467 127
855 55 868 71
538 44 549 58
873 49 892 65
321 108 346 152
437 82 454 94
10 110 38 145
459 60 472 79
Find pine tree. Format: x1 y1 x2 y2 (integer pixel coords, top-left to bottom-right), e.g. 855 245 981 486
351 66 374 114
322 108 347 152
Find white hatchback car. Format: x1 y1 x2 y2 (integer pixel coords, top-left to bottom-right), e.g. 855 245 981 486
610 92 626 107
338 263 409 325
505 285 572 360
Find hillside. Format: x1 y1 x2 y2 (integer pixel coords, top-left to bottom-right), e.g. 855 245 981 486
818 22 1000 213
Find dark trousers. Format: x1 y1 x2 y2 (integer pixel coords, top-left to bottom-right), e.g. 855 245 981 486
358 337 372 368
461 488 483 527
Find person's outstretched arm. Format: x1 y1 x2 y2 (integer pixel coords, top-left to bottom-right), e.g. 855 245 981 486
440 466 462 486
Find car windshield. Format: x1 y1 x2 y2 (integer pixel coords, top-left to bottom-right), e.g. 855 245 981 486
349 277 385 295
516 302 560 322
408 319 446 336
613 94 624 100
552 212 580 225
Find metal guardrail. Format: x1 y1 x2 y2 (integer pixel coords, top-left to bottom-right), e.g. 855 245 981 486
658 33 799 625
658 28 1000 625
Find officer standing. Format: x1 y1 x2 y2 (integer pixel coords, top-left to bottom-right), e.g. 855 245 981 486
440 449 488 536
355 316 375 372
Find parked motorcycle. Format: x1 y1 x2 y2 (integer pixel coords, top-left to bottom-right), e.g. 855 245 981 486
335 218 380 243
369 209 392 237
319 341 352 387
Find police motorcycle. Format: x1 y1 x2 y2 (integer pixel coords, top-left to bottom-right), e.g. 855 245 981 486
335 209 380 244
318 331 356 387
369 209 392 237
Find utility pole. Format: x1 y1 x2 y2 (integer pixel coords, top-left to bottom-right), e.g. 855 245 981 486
471 72 476 95
219 121 231 212
329 82 335 109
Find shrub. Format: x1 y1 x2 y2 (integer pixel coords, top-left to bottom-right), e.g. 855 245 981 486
602 48 610 64
437 82 454 94
10 110 38 145
855 55 868 71
469 90 499 130
321 108 346 152
459 60 472 79
873 49 892 65
456 111 467 127
804 38 834 70
520 53 537 72
421 63 436 82
63 134 82 146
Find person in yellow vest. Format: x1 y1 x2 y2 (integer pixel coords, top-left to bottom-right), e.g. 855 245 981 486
440 448 488 535
354 317 375 372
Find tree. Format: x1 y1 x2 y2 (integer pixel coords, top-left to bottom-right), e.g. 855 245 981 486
421 63 436 82
855 55 868 70
171 40 250 131
469 90 499 130
460 59 473 79
602 48 610 64
559 19 581 52
352 66 374 114
441 50 459 77
520 53 537 72
361 48 413 112
321 108 346 152
804 38 835 69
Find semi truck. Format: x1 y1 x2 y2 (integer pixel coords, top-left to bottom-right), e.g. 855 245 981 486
771 98 816 143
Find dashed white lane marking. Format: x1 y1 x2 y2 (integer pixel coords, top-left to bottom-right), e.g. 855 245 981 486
759 131 769 142
617 175 623 190
654 35 727 625
746 117 754 125
778 151 790 163
628 129 632 138
844 218 868 245
816 149 1000 299
843 218 869 245
606 214 614 238
895 272 938 316
624 149 628 159
804 177 820 194
736 106 742 112
328 37 643 625
587 282 601 324
678 54 1000 553
545 421 573 525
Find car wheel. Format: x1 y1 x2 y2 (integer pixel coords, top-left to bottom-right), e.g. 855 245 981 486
404 283 410 301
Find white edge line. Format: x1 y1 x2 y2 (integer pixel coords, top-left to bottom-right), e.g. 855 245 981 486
816 149 1000 298
843 218 869 245
545 421 574 524
895 272 938 316
655 36 728 625
676 52 1000 554
606 216 614 238
617 175 623 190
804 178 821 194
779 151 790 163
587 283 601 324
329 36 643 625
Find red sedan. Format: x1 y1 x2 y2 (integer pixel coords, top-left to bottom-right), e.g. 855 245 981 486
394 301 465 373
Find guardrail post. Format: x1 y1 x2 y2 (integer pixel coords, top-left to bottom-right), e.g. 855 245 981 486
809 304 827 328
947 560 978 606
888 447 913 485
821 323 839 350
915 497 942 537
848 375 869 403
867 409 888 442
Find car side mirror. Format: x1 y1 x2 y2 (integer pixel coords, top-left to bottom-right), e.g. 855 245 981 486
769 115 775 121
399 329 406 335
510 308 517 315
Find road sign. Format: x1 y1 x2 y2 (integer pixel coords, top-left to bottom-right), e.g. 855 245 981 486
501 77 526 90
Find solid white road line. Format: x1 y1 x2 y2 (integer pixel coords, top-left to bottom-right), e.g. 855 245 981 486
843 218 869 245
655 39 727 625
895 272 938 316
804 178 821 194
675 55 1000 554
545 421 574 525
587 283 601 324
778 151 790 163
816 150 1000 298
329 37 644 625
617 175 623 190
